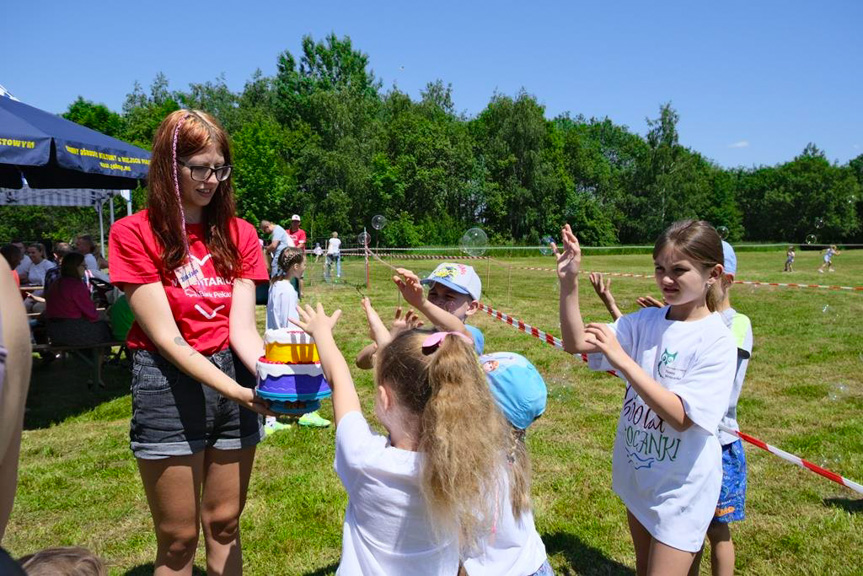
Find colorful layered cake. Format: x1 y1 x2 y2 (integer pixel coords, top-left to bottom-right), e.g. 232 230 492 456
256 329 331 415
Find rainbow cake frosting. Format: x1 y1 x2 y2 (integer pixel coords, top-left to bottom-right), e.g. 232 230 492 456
256 329 331 415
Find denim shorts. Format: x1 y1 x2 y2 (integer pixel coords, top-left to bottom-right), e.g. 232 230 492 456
714 439 747 523
130 349 263 459
532 559 554 576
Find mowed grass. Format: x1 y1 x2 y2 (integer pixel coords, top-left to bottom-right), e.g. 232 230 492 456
6 247 862 575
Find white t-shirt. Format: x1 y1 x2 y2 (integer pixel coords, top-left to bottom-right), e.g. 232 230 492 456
15 254 32 277
462 470 547 576
266 279 299 330
335 411 458 576
24 259 56 286
588 307 736 552
717 308 753 445
327 237 342 255
83 252 110 282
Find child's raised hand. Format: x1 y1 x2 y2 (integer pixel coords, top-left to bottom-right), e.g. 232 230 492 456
584 322 628 370
291 303 341 339
361 298 392 348
636 295 665 309
392 268 425 308
390 306 423 337
589 272 614 302
552 224 582 284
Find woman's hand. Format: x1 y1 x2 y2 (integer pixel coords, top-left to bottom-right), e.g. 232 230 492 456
392 268 425 308
589 272 614 303
235 386 278 417
291 302 342 340
636 295 665 309
584 322 629 371
553 224 581 286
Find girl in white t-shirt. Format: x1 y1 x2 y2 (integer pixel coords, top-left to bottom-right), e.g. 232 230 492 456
556 220 736 576
291 299 507 576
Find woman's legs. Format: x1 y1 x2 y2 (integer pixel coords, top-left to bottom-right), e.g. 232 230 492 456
627 510 652 576
138 454 205 575
707 521 734 576
200 446 256 575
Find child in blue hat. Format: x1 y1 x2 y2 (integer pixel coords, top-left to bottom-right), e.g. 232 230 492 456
461 352 554 576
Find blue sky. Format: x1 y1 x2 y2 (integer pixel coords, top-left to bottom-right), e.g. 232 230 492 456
3 0 860 168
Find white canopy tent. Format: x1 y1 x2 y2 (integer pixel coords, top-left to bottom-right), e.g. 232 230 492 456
0 185 132 256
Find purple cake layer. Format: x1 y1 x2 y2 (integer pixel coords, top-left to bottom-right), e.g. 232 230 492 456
256 373 332 401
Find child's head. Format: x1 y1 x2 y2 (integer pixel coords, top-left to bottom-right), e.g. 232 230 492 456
18 547 106 576
653 220 724 312
481 352 547 519
420 263 482 321
376 329 506 547
277 247 305 279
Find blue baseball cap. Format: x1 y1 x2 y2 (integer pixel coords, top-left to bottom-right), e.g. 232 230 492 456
420 263 482 301
480 352 547 430
721 240 737 277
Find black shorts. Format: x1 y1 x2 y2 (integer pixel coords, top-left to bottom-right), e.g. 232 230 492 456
129 349 263 459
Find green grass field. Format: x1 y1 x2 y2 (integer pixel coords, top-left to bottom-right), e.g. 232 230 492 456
7 247 863 575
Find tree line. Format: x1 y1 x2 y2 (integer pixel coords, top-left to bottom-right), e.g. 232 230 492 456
3 33 861 247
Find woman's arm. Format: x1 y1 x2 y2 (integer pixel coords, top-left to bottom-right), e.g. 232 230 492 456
229 278 265 374
126 281 271 415
557 225 601 354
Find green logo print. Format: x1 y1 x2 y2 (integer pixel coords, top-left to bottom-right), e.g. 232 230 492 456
657 348 678 378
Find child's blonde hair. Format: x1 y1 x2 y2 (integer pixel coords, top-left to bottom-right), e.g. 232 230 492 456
18 547 106 576
376 329 507 548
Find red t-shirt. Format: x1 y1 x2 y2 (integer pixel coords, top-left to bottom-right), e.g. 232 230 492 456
288 227 307 249
109 210 268 355
45 277 98 321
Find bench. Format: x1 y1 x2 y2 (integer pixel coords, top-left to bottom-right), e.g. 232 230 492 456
32 341 127 388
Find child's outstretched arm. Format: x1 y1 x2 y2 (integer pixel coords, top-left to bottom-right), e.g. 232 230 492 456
292 303 360 426
393 267 471 338
355 305 424 369
589 272 622 321
556 225 601 354
584 322 691 431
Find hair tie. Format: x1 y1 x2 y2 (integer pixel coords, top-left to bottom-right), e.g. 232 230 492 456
421 331 473 351
172 113 192 260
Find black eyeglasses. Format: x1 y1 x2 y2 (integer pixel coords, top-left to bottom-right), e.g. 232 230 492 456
178 160 233 182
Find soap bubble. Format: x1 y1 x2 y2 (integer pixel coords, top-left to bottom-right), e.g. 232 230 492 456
849 195 857 205
539 235 555 256
371 214 387 230
357 231 371 247
815 218 825 229
806 234 817 245
717 226 729 240
827 382 848 402
822 304 830 314
460 227 488 257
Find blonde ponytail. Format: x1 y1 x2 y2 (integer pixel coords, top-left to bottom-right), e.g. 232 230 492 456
377 330 508 549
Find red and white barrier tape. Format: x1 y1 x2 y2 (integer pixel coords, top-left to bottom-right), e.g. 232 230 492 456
478 302 863 495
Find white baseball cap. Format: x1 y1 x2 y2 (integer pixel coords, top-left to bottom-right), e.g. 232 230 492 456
291 214 301 221
420 263 482 301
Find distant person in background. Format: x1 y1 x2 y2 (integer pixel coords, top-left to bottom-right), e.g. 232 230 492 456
0 245 22 288
44 252 111 348
10 240 30 279
783 246 795 272
288 214 306 297
260 219 293 278
312 242 323 263
326 231 341 280
43 242 74 293
817 245 840 273
20 243 55 287
75 235 109 281
0 256 32 575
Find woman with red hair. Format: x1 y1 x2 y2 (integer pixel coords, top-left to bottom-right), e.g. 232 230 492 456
109 110 272 575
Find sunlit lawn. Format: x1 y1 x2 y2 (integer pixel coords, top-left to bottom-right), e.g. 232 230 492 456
7 247 863 574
